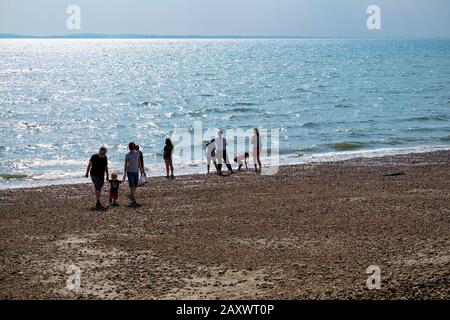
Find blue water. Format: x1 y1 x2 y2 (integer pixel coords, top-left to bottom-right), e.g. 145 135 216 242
1 39 450 188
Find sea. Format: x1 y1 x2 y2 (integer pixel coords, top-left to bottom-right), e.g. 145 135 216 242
1 38 449 188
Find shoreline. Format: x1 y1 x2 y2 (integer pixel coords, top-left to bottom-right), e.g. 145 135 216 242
2 144 450 190
0 150 449 299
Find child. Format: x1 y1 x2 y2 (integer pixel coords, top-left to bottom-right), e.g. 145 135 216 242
205 138 218 174
164 138 174 178
234 152 249 171
108 172 122 206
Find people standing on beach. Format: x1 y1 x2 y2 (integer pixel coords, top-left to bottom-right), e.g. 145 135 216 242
108 172 122 206
205 138 218 174
164 138 175 179
252 128 262 174
85 146 109 210
215 130 234 175
123 142 145 207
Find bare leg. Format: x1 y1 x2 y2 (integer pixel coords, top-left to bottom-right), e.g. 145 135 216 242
165 161 170 177
170 161 174 176
256 151 262 173
224 151 233 172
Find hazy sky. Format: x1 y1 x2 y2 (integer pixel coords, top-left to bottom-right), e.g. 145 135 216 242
1 0 449 37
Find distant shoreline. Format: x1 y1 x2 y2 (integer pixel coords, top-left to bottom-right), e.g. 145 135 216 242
1 34 449 40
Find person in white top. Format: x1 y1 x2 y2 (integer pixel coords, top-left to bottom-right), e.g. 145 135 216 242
205 138 218 174
251 128 262 174
215 130 234 175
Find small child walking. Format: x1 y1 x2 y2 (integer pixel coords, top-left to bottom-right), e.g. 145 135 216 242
164 138 174 179
108 172 122 206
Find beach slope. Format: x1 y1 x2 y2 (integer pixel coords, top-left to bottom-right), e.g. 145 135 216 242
0 150 449 299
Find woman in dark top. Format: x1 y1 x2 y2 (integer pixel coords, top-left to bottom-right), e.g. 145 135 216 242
164 138 174 179
85 146 109 210
136 145 146 177
252 128 262 174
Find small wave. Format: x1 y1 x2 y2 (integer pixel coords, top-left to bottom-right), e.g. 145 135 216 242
405 115 448 122
225 102 258 107
188 108 222 115
0 173 30 181
300 122 319 128
294 146 320 155
334 103 353 108
280 145 450 167
385 137 422 145
140 101 160 106
406 127 440 133
335 129 367 137
227 107 256 113
292 87 310 92
328 141 368 151
440 135 450 141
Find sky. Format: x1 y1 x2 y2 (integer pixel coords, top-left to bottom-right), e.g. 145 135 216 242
0 0 449 37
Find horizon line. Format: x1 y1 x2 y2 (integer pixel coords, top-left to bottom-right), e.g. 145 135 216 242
0 33 449 40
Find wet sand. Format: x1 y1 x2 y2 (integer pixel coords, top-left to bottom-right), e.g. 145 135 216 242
0 150 449 299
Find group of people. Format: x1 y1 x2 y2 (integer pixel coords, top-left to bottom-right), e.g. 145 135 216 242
85 128 261 211
85 141 147 210
205 128 262 175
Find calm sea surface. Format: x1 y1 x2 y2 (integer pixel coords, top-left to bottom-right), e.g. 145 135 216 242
1 39 449 188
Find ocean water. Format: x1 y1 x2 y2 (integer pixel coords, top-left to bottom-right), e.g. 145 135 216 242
1 38 450 188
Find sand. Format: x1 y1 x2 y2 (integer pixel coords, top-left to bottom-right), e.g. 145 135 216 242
0 150 449 299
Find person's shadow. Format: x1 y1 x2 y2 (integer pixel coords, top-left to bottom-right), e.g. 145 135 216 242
128 202 142 209
89 205 109 212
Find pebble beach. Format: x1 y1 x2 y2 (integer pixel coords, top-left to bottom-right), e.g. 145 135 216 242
0 150 449 299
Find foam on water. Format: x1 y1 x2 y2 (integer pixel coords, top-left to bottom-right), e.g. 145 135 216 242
1 144 449 190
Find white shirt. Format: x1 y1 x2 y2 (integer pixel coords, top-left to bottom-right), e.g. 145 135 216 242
216 136 226 150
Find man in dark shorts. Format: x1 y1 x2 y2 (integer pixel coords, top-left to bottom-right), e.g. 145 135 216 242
85 146 109 210
123 142 145 207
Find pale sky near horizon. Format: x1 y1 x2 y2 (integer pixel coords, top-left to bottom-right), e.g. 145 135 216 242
0 0 449 37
